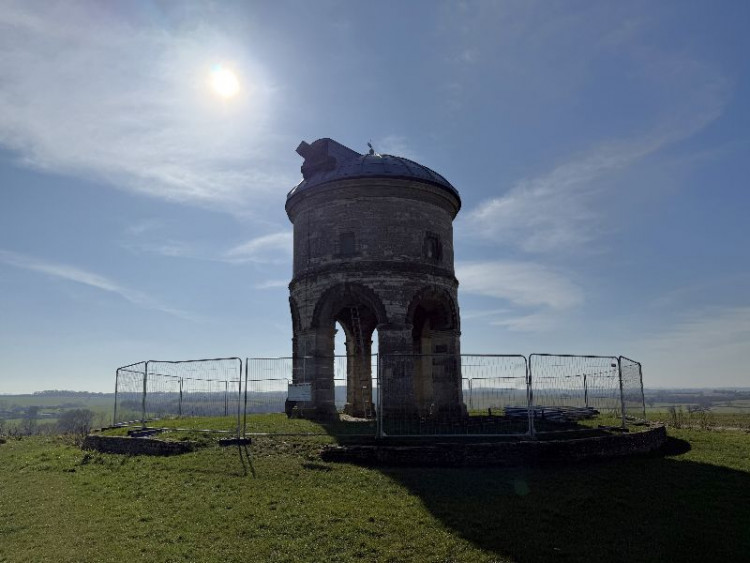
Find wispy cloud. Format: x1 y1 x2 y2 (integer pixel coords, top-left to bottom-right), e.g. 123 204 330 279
0 2 295 214
457 260 583 310
376 135 421 161
125 219 163 237
253 279 288 290
0 249 191 319
465 95 726 253
224 232 292 264
123 240 198 259
646 307 750 354
457 261 583 332
461 307 511 321
490 311 560 333
457 260 584 332
442 3 730 254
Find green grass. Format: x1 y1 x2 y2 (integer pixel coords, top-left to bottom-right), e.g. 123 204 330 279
1 416 749 562
112 413 377 437
647 410 750 430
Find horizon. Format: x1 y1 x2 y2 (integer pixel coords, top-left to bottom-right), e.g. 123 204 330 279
1 1 749 394
3 385 750 397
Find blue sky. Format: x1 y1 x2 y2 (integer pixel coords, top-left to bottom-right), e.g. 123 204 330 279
0 0 748 393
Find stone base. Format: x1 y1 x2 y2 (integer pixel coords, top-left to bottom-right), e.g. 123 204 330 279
343 402 376 419
286 400 340 421
82 434 198 456
321 425 668 467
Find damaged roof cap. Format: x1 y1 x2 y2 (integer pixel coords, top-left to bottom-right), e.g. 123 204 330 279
288 138 459 200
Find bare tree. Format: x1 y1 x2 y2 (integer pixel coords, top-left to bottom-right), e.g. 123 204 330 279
57 409 95 444
21 406 39 435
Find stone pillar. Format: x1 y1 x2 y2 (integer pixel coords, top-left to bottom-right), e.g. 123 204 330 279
290 327 338 420
429 329 466 420
377 324 418 419
344 334 374 418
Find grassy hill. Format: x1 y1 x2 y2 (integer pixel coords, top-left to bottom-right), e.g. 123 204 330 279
1 415 749 562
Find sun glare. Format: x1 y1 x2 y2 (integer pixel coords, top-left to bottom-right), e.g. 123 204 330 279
210 66 240 99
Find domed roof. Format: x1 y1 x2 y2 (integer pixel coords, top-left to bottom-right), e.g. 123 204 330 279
287 138 460 201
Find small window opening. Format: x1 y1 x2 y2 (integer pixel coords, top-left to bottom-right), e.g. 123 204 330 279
340 232 356 256
424 232 442 262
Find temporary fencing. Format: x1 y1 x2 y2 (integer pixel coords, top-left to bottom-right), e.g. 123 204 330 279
529 354 621 423
244 356 379 413
378 354 529 437
619 356 647 421
113 353 646 439
113 358 243 432
113 362 147 425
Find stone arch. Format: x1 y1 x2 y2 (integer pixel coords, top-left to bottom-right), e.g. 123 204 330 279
309 283 387 418
310 282 388 330
406 286 463 417
406 286 459 335
289 296 301 334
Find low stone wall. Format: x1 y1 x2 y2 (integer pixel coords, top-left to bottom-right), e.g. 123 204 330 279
321 425 667 467
82 434 197 456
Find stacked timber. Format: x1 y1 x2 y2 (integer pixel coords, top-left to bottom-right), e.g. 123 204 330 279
504 406 599 423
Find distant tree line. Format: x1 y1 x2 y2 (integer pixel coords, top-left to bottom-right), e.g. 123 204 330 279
0 407 105 442
32 390 112 397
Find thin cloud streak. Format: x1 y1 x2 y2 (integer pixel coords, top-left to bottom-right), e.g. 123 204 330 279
461 307 511 321
254 280 288 290
123 240 198 259
0 249 192 319
466 119 724 252
490 311 560 333
224 232 292 264
120 229 293 264
645 307 750 354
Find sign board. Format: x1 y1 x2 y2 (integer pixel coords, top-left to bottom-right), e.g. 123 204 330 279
287 383 312 401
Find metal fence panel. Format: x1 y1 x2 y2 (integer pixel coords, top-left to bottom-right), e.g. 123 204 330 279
378 354 529 437
113 358 242 427
114 362 146 425
145 358 242 421
619 356 646 421
529 354 621 431
244 356 381 414
246 357 295 414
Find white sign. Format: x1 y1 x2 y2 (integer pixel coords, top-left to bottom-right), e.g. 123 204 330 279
287 383 312 401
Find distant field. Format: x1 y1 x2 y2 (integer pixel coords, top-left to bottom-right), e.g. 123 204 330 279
1 413 749 562
0 393 113 432
0 393 113 410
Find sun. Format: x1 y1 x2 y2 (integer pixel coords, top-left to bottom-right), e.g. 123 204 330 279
210 66 240 99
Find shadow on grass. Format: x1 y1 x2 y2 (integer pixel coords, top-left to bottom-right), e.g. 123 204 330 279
377 438 750 562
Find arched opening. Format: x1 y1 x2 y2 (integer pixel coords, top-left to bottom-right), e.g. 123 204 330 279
334 323 379 418
407 288 463 419
309 284 387 419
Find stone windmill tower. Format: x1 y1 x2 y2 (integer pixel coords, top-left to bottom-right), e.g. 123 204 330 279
286 138 463 420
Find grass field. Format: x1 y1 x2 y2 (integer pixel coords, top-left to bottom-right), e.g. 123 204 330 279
1 415 749 562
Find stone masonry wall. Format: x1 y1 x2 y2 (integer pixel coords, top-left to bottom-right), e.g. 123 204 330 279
320 426 669 467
